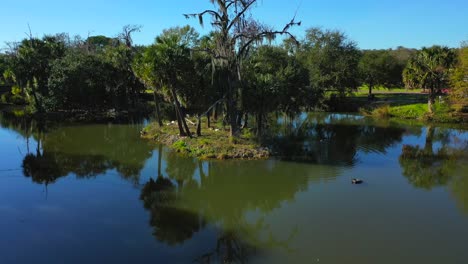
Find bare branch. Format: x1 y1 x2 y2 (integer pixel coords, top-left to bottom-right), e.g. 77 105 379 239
227 0 257 32
184 10 223 26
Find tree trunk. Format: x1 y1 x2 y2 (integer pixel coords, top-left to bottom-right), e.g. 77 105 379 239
213 103 218 121
236 110 243 128
174 104 186 136
428 88 435 113
170 86 191 137
368 82 374 101
197 114 202 136
153 91 163 127
227 73 240 138
257 113 263 136
179 106 193 138
242 113 248 129
207 109 211 128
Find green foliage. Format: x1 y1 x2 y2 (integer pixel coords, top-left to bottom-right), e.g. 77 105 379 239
172 140 189 153
359 50 403 93
46 50 118 110
403 46 457 92
299 27 361 96
244 45 311 117
450 43 468 112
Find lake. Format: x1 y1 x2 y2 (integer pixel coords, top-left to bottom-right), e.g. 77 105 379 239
1 112 467 264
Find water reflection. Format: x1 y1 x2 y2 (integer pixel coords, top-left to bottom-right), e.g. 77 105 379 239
399 125 468 213
1 112 154 185
2 111 468 263
267 113 407 165
141 153 305 263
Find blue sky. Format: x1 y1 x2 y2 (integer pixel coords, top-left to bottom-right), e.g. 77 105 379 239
1 0 467 50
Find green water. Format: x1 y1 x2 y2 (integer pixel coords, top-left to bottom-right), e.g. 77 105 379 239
0 113 467 264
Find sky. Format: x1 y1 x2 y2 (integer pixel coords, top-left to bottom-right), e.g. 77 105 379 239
1 0 467 50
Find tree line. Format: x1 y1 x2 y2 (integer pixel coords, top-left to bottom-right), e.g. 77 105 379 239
1 0 466 137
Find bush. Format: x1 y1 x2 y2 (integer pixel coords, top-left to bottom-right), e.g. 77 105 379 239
0 91 27 105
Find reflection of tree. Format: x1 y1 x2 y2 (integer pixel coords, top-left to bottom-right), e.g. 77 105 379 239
267 113 405 166
450 165 468 214
399 126 466 189
1 114 156 185
399 126 468 215
141 149 321 262
140 177 203 245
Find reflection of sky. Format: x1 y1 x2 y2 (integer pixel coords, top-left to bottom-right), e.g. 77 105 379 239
0 128 37 174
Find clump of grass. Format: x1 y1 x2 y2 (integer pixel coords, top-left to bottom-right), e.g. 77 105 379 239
172 140 189 153
371 104 391 118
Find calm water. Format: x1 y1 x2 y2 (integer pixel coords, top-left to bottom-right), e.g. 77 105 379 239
1 113 468 264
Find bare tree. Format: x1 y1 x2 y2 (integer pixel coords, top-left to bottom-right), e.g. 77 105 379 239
119 24 142 48
185 0 300 137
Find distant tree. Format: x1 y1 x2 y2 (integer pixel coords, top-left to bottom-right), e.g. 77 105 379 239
359 50 401 98
118 24 141 48
299 27 360 97
86 35 117 53
450 42 468 112
0 53 8 84
47 50 115 110
5 35 66 112
243 45 309 135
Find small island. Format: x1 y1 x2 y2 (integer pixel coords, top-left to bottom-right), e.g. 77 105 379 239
141 120 270 160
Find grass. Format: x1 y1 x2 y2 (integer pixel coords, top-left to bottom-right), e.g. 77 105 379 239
141 117 270 160
353 86 422 96
362 101 464 124
389 103 427 119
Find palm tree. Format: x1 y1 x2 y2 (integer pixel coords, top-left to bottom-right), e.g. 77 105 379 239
150 34 194 137
403 46 456 113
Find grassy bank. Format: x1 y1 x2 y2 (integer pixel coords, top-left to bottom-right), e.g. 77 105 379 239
361 102 467 124
141 120 270 160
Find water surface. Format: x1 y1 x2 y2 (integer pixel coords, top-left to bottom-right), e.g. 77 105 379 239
1 113 467 264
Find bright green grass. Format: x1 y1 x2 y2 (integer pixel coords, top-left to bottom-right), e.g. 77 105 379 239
389 103 427 119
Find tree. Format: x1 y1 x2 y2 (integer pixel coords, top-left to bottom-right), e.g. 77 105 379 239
148 31 196 137
185 0 301 137
5 35 66 112
0 53 8 85
47 50 115 110
132 47 164 126
403 46 457 112
243 45 309 135
450 42 468 112
359 50 401 98
299 27 361 97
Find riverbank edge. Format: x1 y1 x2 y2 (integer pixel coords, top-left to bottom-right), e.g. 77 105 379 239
359 103 468 125
0 104 152 123
140 122 271 160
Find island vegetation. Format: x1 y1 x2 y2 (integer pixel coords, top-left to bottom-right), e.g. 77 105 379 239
1 0 466 159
